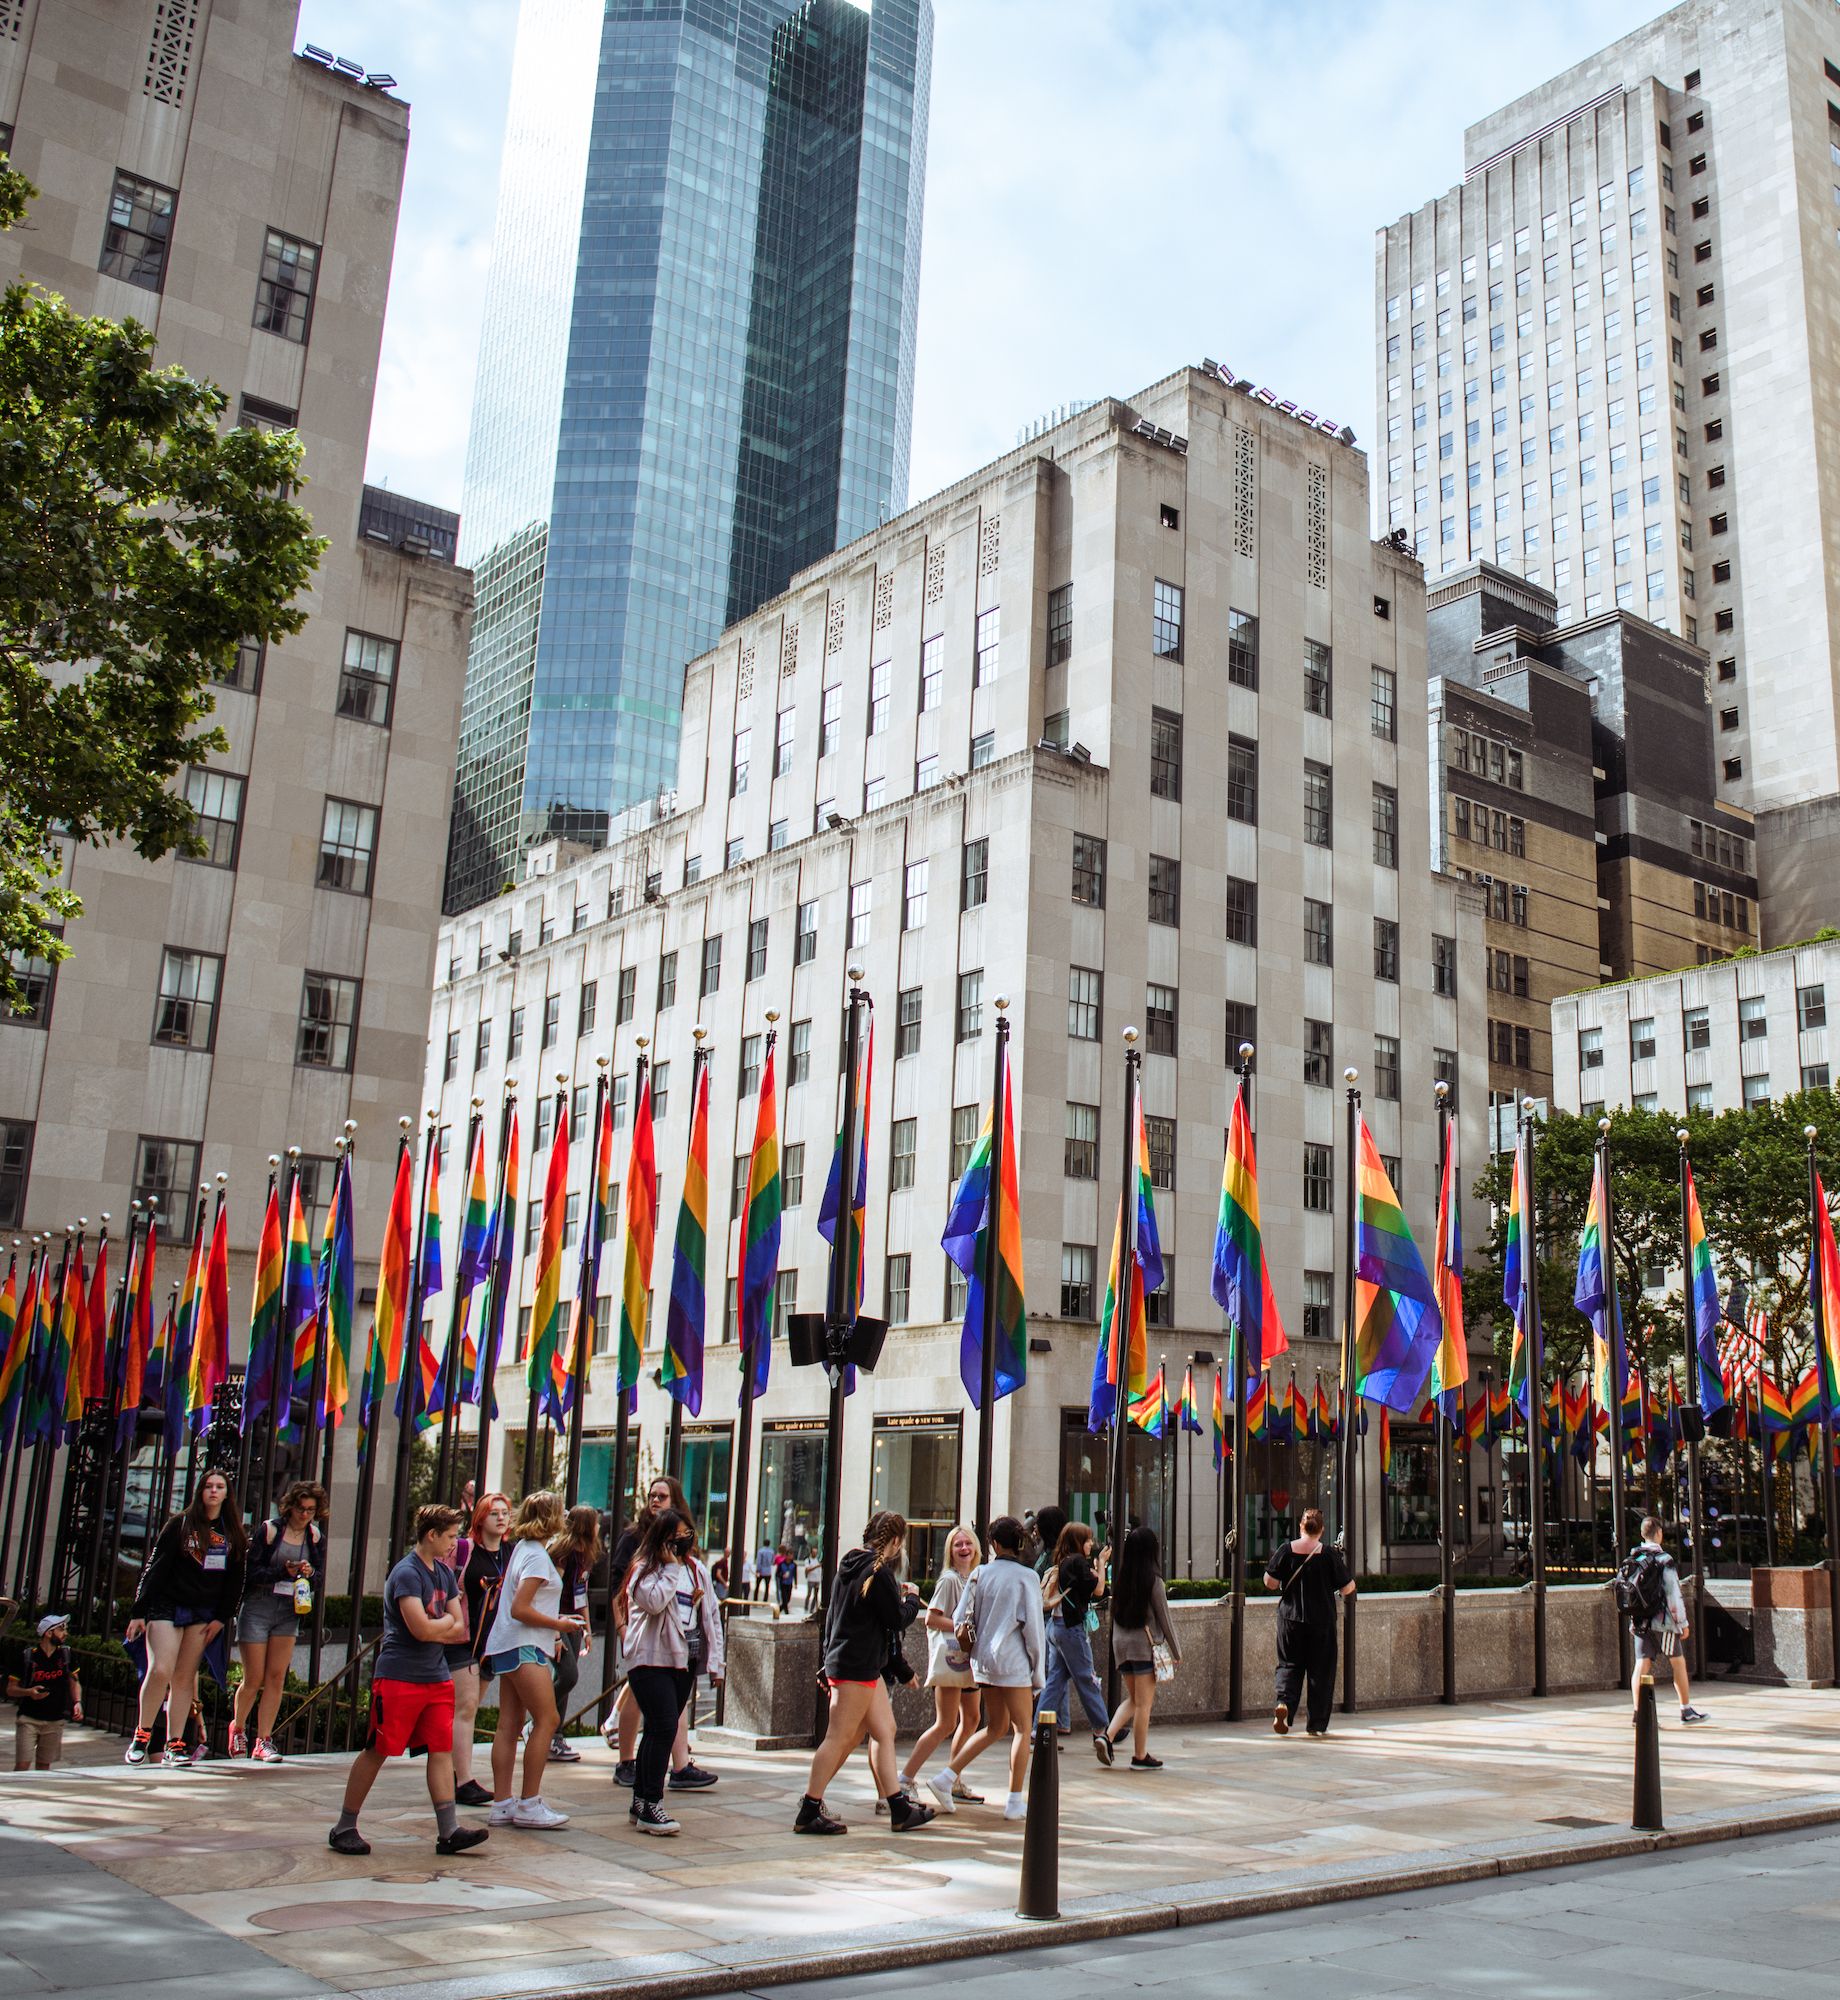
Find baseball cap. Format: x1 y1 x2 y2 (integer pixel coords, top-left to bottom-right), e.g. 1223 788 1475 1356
37 1613 68 1637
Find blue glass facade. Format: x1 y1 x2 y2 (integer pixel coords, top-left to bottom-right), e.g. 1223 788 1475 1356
446 0 930 913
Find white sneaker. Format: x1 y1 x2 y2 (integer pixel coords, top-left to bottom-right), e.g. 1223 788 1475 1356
511 1797 570 1829
924 1772 957 1813
1003 1796 1027 1821
487 1798 520 1825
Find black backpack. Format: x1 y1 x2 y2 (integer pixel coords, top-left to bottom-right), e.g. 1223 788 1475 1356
1613 1548 1669 1627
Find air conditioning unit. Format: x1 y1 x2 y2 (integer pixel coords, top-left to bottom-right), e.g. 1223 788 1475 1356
1475 872 1495 886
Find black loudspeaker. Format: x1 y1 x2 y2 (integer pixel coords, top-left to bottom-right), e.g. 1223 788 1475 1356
787 1313 827 1368
1677 1405 1707 1444
847 1317 889 1373
1705 1403 1734 1441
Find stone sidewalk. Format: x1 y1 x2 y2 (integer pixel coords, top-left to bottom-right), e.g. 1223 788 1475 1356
3 1683 1839 2000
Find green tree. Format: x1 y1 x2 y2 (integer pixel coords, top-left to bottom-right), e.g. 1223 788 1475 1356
0 160 324 1008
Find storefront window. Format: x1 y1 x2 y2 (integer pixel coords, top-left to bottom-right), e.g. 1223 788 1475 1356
574 1432 639 1520
870 1414 960 1579
679 1424 732 1554
758 1419 827 1563
1383 1431 1439 1545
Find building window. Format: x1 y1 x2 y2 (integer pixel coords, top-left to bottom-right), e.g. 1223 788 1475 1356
1579 1026 1604 1070
1068 966 1102 1041
956 969 984 1042
1374 918 1399 982
338 629 398 726
793 900 818 967
507 1005 525 1061
1145 982 1178 1056
1432 933 1457 997
183 767 244 868
1227 608 1258 688
1150 708 1183 799
474 1017 493 1073
1303 1142 1334 1212
1225 1000 1257 1063
1302 1270 1334 1342
974 607 1000 686
1148 854 1180 926
1433 1046 1458 1103
1226 735 1257 823
1303 762 1332 845
151 946 221 1050
1072 834 1107 907
848 881 871 949
700 935 722 998
886 1253 911 1323
1373 1034 1402 1101
1303 898 1333 965
1304 1018 1333 1088
951 1103 980 1182
655 951 677 1012
788 1018 811 1085
733 1032 762 1097
1805 1063 1832 1094
970 730 995 770
1743 1073 1771 1109
1223 875 1257 948
132 1134 195 1243
541 992 560 1049
1144 1114 1176 1191
1372 784 1399 867
253 227 319 343
731 729 751 796
1304 640 1332 716
1799 984 1827 1032
1061 1243 1097 1321
296 971 359 1070
1631 1016 1657 1060
774 707 795 777
868 663 890 735
1065 1102 1100 1180
886 1116 918 1191
1152 578 1184 660
903 860 929 931
819 683 842 758
743 916 769 983
1739 993 1768 1041
962 837 988 911
920 634 943 711
99 169 177 290
315 796 377 895
218 636 265 694
1047 583 1073 666
896 987 922 1059
1371 664 1397 741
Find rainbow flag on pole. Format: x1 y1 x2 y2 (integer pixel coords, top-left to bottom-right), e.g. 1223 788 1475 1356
453 1122 493 1406
186 1200 230 1435
1682 1161 1726 1414
1353 1117 1442 1413
1504 1137 1534 1419
527 1096 571 1428
618 1069 657 1412
1128 1366 1167 1436
319 1152 356 1426
244 1185 284 1433
1245 1374 1268 1441
471 1108 519 1413
1575 1151 1629 1424
1177 1362 1204 1435
737 1038 782 1401
819 1020 874 1330
1089 1089 1163 1431
1211 1079 1287 1378
663 1059 710 1417
280 1177 318 1437
0 1254 27 1450
1431 1120 1468 1424
1815 1172 1840 1413
942 1062 1027 1409
360 1142 416 1451
1212 1366 1226 1471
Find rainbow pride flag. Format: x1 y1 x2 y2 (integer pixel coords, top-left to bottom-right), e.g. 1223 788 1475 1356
1211 1367 1226 1471
663 1058 710 1417
360 1140 416 1452
1488 1374 1513 1441
319 1152 356 1425
281 1177 318 1437
1759 1371 1791 1433
186 1199 230 1435
1246 1373 1268 1442
527 1094 572 1428
1463 1384 1487 1451
1211 1078 1288 1378
944 1061 1026 1409
1575 1150 1629 1426
819 1019 874 1343
737 1037 782 1402
618 1068 657 1411
244 1185 284 1433
1354 1118 1441 1413
0 1253 27 1450
471 1107 519 1413
449 1122 492 1408
1503 1138 1534 1419
1815 1172 1840 1413
118 1232 155 1447
1129 1366 1168 1436
1177 1363 1204 1435
1089 1090 1162 1432
1431 1121 1468 1425
1682 1161 1726 1414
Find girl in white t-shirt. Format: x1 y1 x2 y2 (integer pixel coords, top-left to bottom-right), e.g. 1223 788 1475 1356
482 1491 584 1829
894 1523 984 1803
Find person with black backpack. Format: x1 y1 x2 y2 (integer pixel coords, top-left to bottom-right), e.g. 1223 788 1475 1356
1615 1516 1708 1725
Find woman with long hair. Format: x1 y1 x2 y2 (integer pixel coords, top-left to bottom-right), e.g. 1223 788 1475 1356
608 1473 714 1791
1103 1525 1180 1768
229 1479 328 1761
894 1521 983 1804
481 1490 583 1828
1038 1520 1113 1758
450 1490 510 1805
931 1515 1045 1820
545 1503 602 1762
794 1511 934 1835
124 1469 248 1765
620 1507 725 1835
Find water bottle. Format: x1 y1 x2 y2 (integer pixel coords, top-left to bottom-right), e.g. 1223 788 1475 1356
293 1572 313 1614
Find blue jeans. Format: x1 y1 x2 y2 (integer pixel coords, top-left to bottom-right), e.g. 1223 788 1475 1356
1037 1619 1109 1732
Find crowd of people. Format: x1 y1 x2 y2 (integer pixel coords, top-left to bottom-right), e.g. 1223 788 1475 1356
10 1474 1710 1836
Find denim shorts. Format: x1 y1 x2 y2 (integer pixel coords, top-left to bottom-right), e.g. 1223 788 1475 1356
486 1645 550 1675
237 1593 301 1646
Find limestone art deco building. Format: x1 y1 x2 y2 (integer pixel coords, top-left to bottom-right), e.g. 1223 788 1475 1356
426 369 1490 1577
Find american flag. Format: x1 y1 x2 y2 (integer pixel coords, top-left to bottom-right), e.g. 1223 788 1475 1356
1718 1309 1766 1394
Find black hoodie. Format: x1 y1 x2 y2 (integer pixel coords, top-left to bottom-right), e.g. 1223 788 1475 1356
821 1545 919 1682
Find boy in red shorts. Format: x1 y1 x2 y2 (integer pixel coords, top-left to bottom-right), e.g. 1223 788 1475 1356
330 1504 488 1856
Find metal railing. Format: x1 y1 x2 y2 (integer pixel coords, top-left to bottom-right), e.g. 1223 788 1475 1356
268 1635 381 1757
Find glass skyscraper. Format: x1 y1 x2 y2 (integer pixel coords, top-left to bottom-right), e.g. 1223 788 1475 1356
445 0 931 912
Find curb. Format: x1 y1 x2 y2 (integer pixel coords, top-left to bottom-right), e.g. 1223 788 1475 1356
352 1793 1840 2000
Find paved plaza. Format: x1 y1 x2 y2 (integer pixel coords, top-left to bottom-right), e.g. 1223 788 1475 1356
2 1683 1839 1999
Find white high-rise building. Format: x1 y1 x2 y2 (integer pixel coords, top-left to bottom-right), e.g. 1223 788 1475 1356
425 368 1489 1578
1377 0 1840 941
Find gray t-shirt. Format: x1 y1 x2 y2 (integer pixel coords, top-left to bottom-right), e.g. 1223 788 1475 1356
927 1568 974 1681
375 1551 457 1683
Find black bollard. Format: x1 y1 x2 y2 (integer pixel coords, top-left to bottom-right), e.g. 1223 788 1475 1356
1016 1705 1061 1921
1632 1675 1664 1832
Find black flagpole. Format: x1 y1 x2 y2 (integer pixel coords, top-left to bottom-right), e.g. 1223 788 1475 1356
437 1100 485 1503
1435 1081 1457 1706
972 999 1011 1539
1522 1098 1548 1697
1227 1041 1252 1720
236 1162 279 1514
1805 1124 1840 1663
667 1035 708 1483
1598 1117 1631 1687
725 1018 776 1605
607 1047 646 1530
1107 1027 1141 1711
565 1060 610 1507
387 1110 439 1557
1676 1128 1709 1683
522 1075 570 1497
472 1080 517 1502
1339 1067 1360 1716
345 1124 411 1671
80 1207 141 1632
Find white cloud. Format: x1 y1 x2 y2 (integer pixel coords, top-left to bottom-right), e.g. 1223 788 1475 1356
311 0 1663 516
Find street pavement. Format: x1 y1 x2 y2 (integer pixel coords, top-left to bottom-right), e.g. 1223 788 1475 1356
1 1684 1838 1999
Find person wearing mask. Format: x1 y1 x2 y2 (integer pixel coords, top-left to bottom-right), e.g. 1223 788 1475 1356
929 1516 1045 1820
795 1511 934 1835
1263 1506 1356 1738
547 1504 601 1762
481 1490 583 1829
893 1523 984 1805
124 1470 247 1767
9 1614 82 1770
229 1480 327 1763
1104 1525 1181 1768
1038 1521 1113 1761
607 1475 714 1791
328 1504 487 1857
451 1491 510 1805
620 1508 725 1836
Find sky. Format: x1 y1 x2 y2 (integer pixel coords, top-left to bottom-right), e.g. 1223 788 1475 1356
296 0 1667 516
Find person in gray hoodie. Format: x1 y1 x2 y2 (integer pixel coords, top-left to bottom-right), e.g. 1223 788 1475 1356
929 1515 1045 1821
